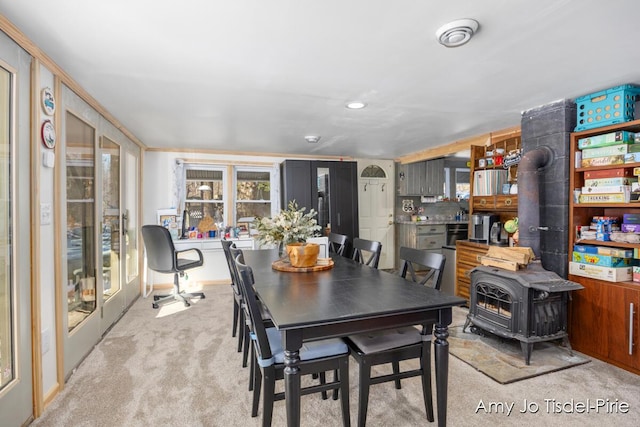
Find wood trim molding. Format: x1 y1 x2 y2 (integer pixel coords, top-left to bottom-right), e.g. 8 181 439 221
147 146 353 161
396 125 520 164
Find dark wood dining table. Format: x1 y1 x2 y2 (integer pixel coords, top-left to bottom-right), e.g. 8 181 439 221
243 249 466 427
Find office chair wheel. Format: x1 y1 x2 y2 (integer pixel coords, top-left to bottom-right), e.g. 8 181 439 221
152 303 159 309
183 301 191 307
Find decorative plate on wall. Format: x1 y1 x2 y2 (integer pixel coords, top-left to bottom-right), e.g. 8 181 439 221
41 119 56 149
41 87 55 115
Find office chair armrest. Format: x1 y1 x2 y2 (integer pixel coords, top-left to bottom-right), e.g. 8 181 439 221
176 247 204 263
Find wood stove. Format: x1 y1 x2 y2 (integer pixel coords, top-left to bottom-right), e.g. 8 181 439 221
463 263 583 364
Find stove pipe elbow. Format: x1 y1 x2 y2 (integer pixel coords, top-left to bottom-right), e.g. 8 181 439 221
517 146 554 258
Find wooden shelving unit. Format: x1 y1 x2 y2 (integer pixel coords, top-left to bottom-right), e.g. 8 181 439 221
568 119 640 375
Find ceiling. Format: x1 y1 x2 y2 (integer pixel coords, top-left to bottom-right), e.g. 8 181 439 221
2 1 640 159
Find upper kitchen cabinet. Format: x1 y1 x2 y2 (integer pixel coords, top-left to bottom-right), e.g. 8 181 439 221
281 160 359 242
397 158 445 196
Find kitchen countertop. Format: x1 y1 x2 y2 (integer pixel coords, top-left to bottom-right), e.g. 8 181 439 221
396 220 469 225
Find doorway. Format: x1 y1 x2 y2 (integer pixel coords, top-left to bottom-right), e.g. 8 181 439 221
357 160 395 269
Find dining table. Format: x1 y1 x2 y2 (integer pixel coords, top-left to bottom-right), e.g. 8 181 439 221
242 249 466 427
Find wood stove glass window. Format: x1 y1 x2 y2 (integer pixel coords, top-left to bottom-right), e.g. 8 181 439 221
476 283 512 319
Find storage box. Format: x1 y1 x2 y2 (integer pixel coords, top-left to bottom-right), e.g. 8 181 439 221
584 177 637 187
621 223 640 232
577 130 636 149
569 262 632 282
582 144 633 159
581 185 630 194
624 153 640 163
623 213 640 224
572 252 632 267
580 155 625 168
575 84 640 131
584 168 632 179
579 192 630 203
573 244 634 257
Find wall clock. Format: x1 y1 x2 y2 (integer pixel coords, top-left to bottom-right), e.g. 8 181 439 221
41 119 56 149
41 87 55 115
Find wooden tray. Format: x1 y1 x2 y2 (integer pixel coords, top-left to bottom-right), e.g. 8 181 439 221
272 258 334 272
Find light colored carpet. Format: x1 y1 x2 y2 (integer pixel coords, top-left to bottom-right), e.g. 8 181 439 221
31 284 640 427
448 325 590 384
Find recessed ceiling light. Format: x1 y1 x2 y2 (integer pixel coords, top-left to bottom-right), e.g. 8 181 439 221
305 135 321 143
435 19 479 48
346 101 367 110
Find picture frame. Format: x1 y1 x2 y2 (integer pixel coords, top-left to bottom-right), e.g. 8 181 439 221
41 86 55 115
41 119 56 149
156 208 178 228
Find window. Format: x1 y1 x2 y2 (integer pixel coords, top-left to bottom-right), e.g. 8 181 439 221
184 166 226 230
235 168 271 224
181 163 278 232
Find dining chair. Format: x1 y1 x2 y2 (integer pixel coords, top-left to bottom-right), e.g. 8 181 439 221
234 253 351 427
328 232 348 256
351 237 382 268
141 225 205 308
345 247 446 427
221 240 246 356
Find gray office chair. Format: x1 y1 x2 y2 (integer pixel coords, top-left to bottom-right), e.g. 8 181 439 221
346 247 446 426
141 225 205 308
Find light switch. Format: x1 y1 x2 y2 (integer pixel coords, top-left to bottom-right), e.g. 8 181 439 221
41 203 52 225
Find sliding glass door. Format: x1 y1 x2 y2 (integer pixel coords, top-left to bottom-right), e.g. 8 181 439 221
0 60 33 426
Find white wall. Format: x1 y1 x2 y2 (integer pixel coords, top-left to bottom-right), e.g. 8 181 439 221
38 63 57 398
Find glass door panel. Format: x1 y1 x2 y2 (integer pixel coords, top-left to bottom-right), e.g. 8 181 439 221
316 167 331 232
101 137 120 300
124 150 139 285
65 112 96 332
0 63 14 392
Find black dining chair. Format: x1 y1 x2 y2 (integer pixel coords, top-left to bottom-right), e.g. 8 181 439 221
345 247 446 427
233 252 351 427
221 240 246 358
351 237 382 268
328 232 348 256
141 225 205 308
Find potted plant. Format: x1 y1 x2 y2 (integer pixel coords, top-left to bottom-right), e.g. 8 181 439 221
254 200 322 265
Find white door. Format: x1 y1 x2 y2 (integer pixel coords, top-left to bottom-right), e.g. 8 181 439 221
357 160 395 269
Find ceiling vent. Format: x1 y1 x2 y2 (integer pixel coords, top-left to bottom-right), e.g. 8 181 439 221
435 19 479 48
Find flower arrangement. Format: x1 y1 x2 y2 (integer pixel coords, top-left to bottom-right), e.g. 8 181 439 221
254 200 322 247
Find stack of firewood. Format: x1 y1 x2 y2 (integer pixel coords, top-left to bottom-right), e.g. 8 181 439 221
479 246 535 271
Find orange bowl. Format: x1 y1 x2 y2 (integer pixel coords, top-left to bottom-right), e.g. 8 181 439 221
286 243 320 267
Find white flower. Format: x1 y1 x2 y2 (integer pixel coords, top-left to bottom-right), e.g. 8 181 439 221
255 200 321 246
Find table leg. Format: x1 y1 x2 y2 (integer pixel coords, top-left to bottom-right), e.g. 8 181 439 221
283 333 302 427
434 320 450 427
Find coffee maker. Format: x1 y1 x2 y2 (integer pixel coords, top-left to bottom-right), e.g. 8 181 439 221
470 214 500 244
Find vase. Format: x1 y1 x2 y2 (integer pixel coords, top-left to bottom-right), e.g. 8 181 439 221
286 242 320 267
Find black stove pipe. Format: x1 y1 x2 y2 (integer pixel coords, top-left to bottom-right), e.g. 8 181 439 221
517 146 554 258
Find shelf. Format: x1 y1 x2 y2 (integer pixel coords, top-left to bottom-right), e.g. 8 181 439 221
573 203 640 208
576 161 640 173
574 239 640 249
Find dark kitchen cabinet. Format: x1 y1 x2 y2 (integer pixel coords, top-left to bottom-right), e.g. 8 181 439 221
396 159 444 196
281 160 359 246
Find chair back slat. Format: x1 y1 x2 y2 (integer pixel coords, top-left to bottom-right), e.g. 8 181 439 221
328 232 348 256
351 237 382 268
398 246 446 289
141 225 177 273
234 251 274 362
